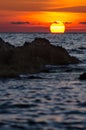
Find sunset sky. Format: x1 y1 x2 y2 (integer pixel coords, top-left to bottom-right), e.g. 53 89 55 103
0 0 86 32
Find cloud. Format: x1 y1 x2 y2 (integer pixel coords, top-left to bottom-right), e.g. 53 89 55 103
64 22 72 24
0 0 53 12
0 1 86 13
10 21 30 25
79 22 86 24
50 6 86 13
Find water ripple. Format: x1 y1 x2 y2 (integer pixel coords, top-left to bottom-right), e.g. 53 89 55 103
0 33 86 130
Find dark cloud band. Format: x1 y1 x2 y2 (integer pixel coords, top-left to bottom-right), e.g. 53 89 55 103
50 6 86 13
11 21 30 25
79 22 86 24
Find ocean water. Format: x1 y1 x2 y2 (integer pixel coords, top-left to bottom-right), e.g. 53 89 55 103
0 33 86 130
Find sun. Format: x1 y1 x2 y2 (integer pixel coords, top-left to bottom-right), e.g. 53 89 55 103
50 21 65 33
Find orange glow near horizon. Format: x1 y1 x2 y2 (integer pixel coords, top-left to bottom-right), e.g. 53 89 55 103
0 0 86 32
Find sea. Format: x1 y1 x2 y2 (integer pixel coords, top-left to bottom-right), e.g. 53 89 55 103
0 32 86 130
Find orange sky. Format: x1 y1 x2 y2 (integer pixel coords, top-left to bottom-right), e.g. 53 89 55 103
0 0 86 32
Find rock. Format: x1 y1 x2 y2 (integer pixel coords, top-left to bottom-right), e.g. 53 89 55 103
23 37 79 65
79 73 86 80
0 69 19 79
28 75 43 79
0 37 80 78
0 38 14 65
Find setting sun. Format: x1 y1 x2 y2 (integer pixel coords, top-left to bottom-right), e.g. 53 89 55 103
50 21 65 33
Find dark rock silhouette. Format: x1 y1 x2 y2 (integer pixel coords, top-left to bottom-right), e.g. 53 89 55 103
0 37 79 78
79 72 86 80
0 38 14 65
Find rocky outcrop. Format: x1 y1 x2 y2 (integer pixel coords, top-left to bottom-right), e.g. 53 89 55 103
0 38 14 65
0 37 79 78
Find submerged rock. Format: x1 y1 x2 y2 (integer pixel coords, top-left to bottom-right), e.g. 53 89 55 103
0 37 79 78
79 72 86 80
